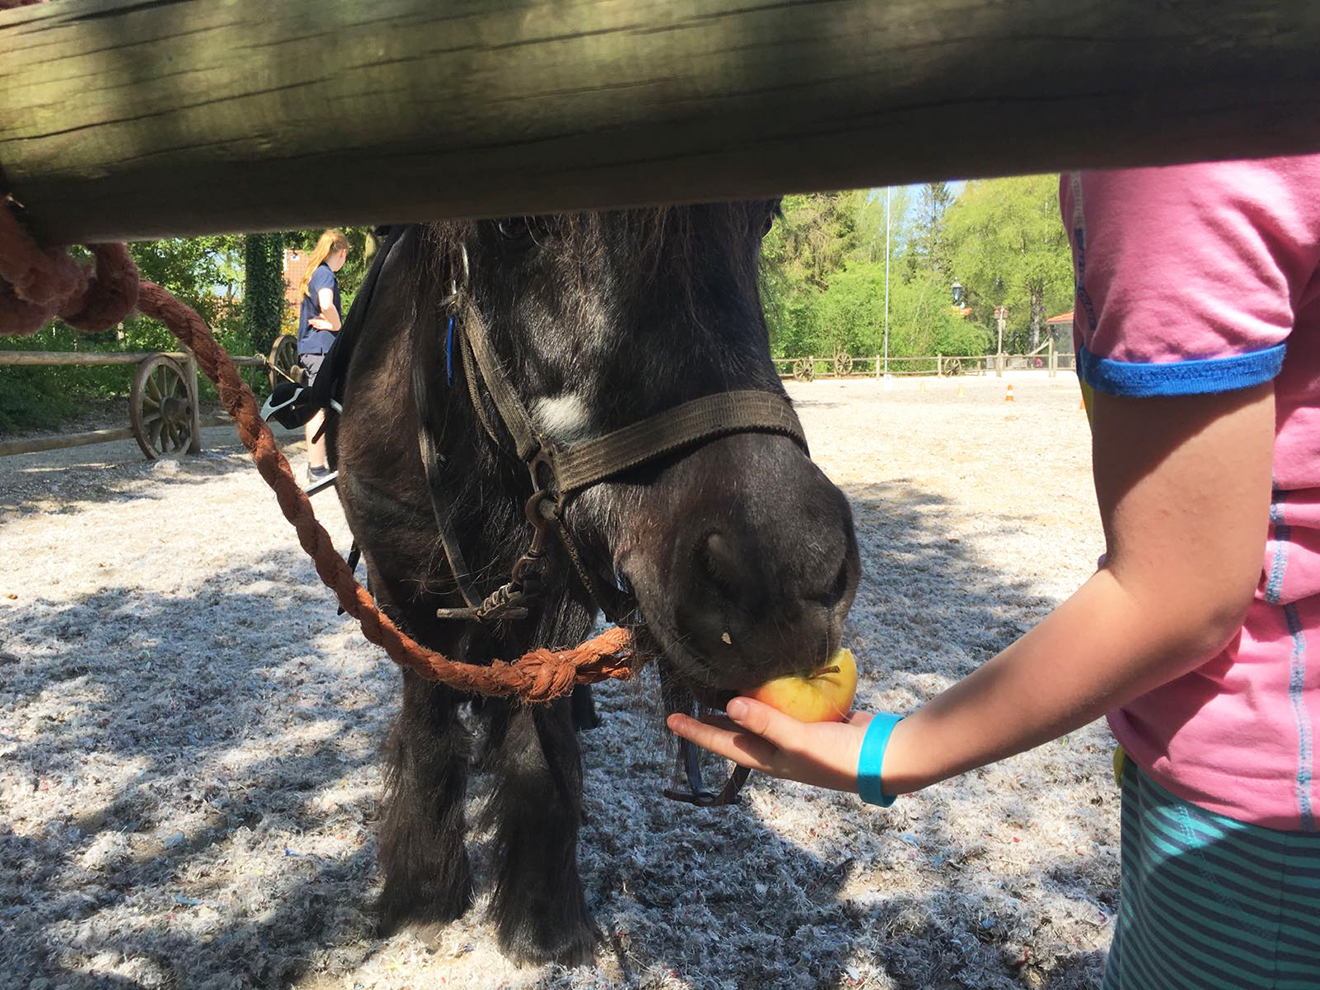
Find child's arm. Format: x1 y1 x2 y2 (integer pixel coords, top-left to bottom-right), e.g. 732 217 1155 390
316 285 342 332
667 383 1275 795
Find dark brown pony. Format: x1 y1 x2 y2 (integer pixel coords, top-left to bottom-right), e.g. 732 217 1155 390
330 205 859 965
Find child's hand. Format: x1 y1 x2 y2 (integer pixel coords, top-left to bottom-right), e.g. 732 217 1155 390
666 697 873 793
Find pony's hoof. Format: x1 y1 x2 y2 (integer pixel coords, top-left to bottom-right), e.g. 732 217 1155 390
499 916 600 968
374 884 474 942
402 919 451 945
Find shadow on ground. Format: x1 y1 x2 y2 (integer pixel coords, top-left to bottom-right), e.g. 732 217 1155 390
0 430 302 522
0 475 1115 989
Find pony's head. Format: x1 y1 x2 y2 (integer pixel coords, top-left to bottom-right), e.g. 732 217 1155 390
440 203 859 696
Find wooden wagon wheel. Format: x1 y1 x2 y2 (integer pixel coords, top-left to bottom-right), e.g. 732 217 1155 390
792 357 815 382
945 357 963 376
833 352 854 378
130 354 195 460
267 333 303 392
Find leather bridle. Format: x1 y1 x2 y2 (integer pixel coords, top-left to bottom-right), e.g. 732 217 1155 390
427 246 810 808
425 245 810 634
267 228 806 807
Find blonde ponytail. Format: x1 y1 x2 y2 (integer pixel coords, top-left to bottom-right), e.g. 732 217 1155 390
298 229 349 301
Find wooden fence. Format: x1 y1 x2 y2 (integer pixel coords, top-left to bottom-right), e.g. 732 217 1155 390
3 1 1320 242
775 339 1077 381
0 347 271 458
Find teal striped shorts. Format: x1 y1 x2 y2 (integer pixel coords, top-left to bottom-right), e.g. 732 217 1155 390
1105 759 1320 989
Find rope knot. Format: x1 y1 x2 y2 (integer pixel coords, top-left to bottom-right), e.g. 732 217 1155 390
0 202 139 334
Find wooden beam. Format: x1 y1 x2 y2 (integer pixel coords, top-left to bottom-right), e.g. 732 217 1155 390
0 426 136 456
3 0 1319 242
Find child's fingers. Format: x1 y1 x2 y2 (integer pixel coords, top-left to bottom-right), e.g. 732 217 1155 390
665 713 780 773
725 697 811 751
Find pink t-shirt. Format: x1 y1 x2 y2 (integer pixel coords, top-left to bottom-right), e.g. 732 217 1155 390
1062 159 1320 831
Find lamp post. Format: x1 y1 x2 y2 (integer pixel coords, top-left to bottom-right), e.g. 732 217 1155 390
993 305 1008 377
950 280 964 308
883 186 891 376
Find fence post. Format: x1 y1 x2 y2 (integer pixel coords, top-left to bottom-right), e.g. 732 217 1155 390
875 355 881 377
184 348 203 454
936 353 942 377
1048 336 1057 378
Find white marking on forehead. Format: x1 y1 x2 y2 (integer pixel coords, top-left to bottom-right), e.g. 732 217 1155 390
531 393 594 445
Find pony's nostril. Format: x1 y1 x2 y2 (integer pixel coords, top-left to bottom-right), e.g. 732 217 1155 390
812 557 852 609
698 531 744 599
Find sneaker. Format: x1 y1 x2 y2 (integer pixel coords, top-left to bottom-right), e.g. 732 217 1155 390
306 464 332 483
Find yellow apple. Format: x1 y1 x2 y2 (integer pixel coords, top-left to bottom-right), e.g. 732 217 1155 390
745 648 859 722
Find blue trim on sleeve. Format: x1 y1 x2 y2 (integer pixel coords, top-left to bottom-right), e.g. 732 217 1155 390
1078 343 1285 397
857 712 904 807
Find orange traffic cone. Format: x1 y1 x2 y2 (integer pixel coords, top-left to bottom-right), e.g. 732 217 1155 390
1004 384 1015 403
1079 397 1086 411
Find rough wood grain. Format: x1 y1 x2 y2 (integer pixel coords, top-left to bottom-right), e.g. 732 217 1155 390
2 0 1319 241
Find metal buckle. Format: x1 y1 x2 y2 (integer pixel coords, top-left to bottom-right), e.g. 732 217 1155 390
434 488 556 624
526 444 560 496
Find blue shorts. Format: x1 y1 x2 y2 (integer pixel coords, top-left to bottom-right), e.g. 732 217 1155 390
1105 759 1320 989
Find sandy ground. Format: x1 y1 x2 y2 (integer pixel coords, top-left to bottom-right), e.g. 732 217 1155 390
1 375 1115 990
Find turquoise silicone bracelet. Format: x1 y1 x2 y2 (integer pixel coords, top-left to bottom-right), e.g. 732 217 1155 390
857 712 904 807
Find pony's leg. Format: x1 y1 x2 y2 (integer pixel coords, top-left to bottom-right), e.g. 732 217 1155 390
484 697 598 965
570 684 601 731
376 668 474 934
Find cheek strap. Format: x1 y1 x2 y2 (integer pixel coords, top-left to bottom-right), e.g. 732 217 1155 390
857 712 904 807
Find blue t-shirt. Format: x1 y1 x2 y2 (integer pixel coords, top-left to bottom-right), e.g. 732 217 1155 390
297 263 341 355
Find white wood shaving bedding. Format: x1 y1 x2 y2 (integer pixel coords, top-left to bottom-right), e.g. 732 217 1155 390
0 376 1114 989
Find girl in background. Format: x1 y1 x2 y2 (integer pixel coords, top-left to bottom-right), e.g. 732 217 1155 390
296 229 349 482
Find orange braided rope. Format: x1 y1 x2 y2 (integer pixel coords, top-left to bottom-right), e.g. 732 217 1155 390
0 201 637 702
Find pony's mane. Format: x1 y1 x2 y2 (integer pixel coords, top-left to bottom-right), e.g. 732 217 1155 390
410 203 770 289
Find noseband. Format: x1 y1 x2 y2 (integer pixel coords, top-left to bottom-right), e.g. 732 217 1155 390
426 245 809 632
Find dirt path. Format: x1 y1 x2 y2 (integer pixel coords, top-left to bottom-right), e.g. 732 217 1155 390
1 375 1114 989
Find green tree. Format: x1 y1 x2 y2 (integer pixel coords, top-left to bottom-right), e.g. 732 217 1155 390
763 191 866 289
762 190 904 357
243 232 285 358
851 186 911 267
906 181 955 281
945 175 1073 352
813 261 886 356
125 235 245 350
760 187 975 363
1 234 266 431
887 268 990 358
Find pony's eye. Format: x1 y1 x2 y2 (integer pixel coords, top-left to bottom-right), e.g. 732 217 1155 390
496 216 556 249
496 217 534 244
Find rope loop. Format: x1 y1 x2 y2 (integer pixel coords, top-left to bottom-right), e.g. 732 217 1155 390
0 197 638 702
0 201 140 334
